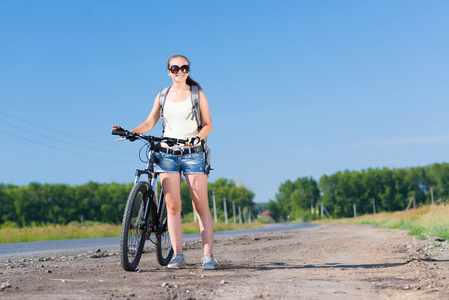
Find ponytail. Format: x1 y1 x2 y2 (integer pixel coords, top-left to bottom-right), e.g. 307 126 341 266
186 76 202 90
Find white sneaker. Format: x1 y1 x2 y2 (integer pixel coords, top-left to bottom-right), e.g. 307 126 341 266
167 254 187 269
202 254 216 270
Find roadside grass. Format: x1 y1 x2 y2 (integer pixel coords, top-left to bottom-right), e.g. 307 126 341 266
0 221 263 244
0 222 121 244
316 204 449 240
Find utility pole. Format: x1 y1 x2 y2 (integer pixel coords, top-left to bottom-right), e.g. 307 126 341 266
223 197 228 224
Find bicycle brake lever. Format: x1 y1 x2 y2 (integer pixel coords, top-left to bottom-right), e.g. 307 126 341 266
114 136 127 142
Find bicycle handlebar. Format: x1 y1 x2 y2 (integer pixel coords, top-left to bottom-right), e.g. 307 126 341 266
111 130 188 145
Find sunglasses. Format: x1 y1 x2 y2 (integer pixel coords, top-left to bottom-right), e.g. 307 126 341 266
169 64 190 74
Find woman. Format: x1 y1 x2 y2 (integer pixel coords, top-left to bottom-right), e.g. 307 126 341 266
112 55 215 270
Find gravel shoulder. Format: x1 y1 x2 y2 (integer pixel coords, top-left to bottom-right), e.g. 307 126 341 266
1 224 449 299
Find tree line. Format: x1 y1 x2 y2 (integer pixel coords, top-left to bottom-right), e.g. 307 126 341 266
0 178 255 227
269 163 449 221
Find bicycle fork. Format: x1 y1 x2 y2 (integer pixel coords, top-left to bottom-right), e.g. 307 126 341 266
133 159 161 236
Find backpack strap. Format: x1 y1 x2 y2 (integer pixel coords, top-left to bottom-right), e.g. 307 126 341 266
190 85 203 132
159 87 170 134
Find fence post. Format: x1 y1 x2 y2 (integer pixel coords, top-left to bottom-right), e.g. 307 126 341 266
321 202 324 218
233 201 236 224
243 207 248 224
212 190 217 223
353 203 357 218
323 205 331 218
373 198 376 214
223 197 228 224
406 194 413 210
239 206 242 223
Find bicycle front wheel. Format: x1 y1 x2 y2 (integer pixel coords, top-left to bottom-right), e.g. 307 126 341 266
120 181 153 271
155 190 174 266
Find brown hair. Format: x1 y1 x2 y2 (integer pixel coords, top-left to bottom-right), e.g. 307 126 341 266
167 55 202 89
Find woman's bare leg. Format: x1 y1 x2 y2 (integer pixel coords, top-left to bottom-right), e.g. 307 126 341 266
159 172 183 254
185 173 214 255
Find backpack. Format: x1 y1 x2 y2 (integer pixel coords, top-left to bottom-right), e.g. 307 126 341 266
158 85 212 175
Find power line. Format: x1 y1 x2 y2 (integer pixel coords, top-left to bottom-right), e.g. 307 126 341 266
0 110 149 165
0 130 136 164
0 119 125 155
0 110 114 146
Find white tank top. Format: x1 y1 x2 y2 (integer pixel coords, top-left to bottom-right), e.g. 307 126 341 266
162 95 199 139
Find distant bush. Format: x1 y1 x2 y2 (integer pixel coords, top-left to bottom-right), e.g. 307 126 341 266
0 221 19 229
256 217 274 224
67 221 81 227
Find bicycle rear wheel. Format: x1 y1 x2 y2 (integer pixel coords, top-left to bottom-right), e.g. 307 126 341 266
120 181 154 271
155 190 174 266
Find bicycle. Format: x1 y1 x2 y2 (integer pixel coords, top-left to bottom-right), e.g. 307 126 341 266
112 129 187 271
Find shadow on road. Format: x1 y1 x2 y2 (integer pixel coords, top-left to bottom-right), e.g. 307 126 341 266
218 258 449 271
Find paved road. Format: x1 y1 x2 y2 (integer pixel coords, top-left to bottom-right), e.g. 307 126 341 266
0 222 319 258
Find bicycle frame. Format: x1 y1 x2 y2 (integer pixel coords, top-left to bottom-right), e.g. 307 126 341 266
130 148 162 234
133 150 158 192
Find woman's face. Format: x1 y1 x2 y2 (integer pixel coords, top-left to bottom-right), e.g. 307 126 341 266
168 56 190 83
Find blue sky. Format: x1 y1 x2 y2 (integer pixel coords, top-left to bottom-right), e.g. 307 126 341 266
1 1 448 203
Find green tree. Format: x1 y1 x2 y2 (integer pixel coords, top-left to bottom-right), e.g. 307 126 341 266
268 200 282 222
289 177 320 220
207 178 255 222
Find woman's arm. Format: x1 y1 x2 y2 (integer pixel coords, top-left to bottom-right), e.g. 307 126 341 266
198 90 212 140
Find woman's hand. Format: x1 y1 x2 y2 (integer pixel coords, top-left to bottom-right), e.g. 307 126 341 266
111 125 123 132
111 126 137 141
186 135 202 147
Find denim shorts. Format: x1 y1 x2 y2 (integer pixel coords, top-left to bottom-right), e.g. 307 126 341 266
154 151 206 174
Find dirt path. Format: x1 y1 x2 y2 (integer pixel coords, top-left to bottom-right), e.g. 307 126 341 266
1 224 449 299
